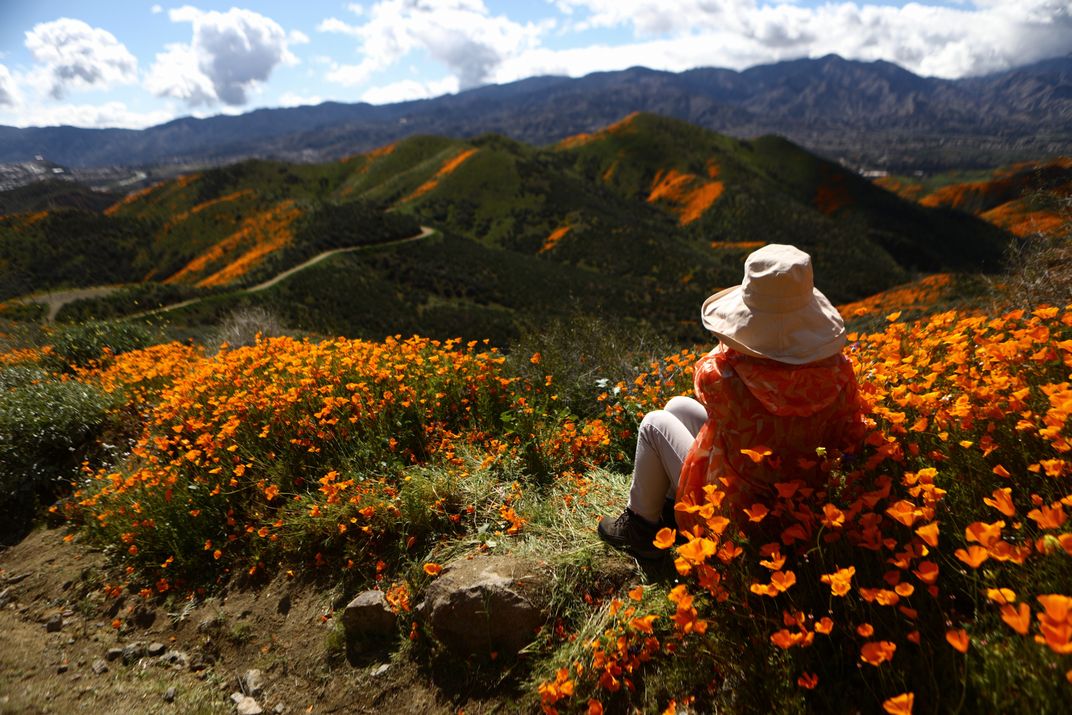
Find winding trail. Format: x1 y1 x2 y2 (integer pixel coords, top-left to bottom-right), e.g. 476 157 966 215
248 225 436 293
15 226 436 322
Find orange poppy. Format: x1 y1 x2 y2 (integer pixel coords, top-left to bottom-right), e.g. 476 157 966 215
1001 603 1031 635
945 629 970 653
882 692 914 715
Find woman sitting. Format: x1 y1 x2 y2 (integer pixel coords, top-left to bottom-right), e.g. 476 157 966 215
599 243 866 559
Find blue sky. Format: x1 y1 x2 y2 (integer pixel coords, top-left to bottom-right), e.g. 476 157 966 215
0 0 1068 129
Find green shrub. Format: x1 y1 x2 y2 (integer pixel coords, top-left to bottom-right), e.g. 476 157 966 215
46 320 156 370
0 373 116 542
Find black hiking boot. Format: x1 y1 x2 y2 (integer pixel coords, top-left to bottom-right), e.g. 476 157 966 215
597 508 663 560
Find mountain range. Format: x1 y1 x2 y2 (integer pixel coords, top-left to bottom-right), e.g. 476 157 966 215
1 54 1070 175
1 114 1009 345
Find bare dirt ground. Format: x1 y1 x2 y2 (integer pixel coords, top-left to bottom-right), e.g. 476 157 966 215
0 527 493 715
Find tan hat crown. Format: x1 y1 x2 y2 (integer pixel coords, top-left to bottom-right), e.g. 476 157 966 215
701 243 846 365
740 245 815 313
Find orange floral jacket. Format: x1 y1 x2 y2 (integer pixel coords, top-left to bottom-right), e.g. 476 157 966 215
675 346 866 532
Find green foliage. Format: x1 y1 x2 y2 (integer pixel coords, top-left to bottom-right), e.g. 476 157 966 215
55 283 208 322
46 320 156 370
506 314 673 421
0 178 118 215
0 209 158 300
0 371 116 543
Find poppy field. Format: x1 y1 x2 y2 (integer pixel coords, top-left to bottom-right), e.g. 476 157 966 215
3 296 1072 712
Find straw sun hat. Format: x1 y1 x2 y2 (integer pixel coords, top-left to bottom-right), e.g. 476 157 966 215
701 244 846 365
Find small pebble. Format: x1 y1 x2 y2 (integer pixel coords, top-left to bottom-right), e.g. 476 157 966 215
163 686 176 703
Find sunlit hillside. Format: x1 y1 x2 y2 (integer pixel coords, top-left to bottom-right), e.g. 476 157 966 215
876 157 1072 237
2 275 1071 712
1 114 1011 347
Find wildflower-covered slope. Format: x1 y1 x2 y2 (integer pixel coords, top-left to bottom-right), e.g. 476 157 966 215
3 298 1067 712
3 115 1012 347
876 157 1072 238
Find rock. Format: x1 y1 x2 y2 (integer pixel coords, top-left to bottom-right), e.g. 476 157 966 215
341 590 396 643
230 692 263 715
104 647 124 662
371 663 390 677
417 555 547 658
273 704 285 714
239 668 264 697
163 686 176 703
148 642 166 657
5 572 30 585
45 613 63 632
57 664 69 674
0 587 12 608
160 650 189 669
122 641 147 665
91 659 109 675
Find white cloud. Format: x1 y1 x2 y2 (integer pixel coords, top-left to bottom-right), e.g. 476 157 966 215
151 4 163 14
548 0 1072 78
278 91 323 107
145 6 298 107
0 64 18 107
24 18 138 99
360 76 459 104
0 100 174 129
288 29 311 45
319 0 552 90
145 42 217 106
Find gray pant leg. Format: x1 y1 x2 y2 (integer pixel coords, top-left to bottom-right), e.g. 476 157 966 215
627 408 698 523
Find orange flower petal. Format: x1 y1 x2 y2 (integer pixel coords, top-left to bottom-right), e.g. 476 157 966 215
945 629 970 653
882 692 914 715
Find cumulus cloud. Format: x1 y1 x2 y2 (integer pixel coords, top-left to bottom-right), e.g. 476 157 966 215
319 0 550 89
24 18 138 98
0 100 174 129
360 76 459 104
146 6 297 106
549 0 1072 78
0 64 18 107
278 91 323 107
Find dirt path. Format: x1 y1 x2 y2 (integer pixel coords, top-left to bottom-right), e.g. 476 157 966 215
10 286 129 322
248 225 436 293
72 225 439 323
0 528 464 714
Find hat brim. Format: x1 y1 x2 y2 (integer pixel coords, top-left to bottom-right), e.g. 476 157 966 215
701 285 846 365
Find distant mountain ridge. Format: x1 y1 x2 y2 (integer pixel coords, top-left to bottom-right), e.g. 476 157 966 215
1 54 1070 174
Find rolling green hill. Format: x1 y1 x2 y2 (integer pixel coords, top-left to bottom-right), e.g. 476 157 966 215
1 113 1013 344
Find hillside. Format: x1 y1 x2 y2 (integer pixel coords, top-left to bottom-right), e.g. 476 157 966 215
1 115 1011 346
2 287 1071 712
1 55 1070 175
876 157 1072 237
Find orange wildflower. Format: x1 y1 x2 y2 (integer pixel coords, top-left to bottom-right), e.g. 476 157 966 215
954 545 989 568
653 528 676 550
1001 603 1031 635
945 629 970 653
915 522 939 547
983 487 1016 517
423 563 443 577
882 692 914 715
821 566 856 596
860 641 897 666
